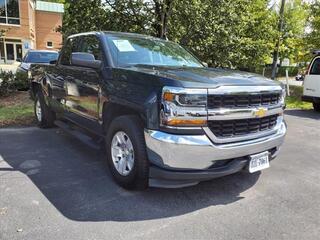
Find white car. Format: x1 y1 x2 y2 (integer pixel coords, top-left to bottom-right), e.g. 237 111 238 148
302 52 320 111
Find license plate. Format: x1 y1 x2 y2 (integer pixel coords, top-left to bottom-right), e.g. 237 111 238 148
249 151 270 173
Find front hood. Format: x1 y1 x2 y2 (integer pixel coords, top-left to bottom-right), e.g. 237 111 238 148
20 62 51 71
19 63 31 71
126 65 281 88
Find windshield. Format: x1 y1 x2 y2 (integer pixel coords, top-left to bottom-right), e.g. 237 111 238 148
105 35 203 68
24 52 58 63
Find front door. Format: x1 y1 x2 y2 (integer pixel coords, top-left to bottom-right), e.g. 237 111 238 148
5 43 15 62
70 35 102 120
3 42 23 63
57 35 103 134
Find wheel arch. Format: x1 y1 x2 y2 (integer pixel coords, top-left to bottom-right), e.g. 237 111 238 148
102 102 147 133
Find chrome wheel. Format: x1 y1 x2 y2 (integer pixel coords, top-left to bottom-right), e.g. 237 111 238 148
111 131 135 176
35 99 42 122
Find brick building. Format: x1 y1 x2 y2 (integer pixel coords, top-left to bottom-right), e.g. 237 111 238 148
0 0 64 64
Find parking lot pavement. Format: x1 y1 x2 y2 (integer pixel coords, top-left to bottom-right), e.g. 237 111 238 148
0 110 320 240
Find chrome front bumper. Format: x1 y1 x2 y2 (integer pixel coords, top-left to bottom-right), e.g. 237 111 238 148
144 121 286 170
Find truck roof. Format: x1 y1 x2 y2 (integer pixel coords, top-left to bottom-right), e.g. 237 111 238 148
27 50 58 53
67 31 167 42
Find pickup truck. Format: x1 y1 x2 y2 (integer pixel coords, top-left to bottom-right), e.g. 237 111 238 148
29 31 287 189
302 51 320 111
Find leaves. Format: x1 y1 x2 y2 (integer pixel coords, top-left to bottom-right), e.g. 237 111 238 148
58 0 316 71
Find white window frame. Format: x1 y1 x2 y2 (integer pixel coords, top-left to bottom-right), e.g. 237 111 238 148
0 0 21 26
46 41 53 48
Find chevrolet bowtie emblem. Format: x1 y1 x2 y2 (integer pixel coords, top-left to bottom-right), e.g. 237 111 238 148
253 108 267 118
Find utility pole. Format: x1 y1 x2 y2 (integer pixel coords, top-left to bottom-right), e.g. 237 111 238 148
271 0 286 80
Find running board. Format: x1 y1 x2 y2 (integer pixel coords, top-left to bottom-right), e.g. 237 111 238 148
54 120 102 151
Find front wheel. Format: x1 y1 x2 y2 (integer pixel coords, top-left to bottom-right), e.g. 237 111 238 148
34 92 55 128
105 115 149 190
313 102 320 112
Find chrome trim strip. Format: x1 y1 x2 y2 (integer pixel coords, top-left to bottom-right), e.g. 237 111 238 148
147 130 212 146
204 115 284 144
207 106 283 120
208 85 282 95
162 86 208 95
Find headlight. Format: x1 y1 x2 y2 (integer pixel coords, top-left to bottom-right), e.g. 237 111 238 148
160 87 208 127
280 87 286 105
27 70 32 79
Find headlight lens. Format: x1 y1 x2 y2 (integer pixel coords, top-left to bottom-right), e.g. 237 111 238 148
161 87 208 127
280 88 286 105
27 70 32 79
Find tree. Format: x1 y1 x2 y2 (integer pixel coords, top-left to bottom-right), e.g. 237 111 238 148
271 0 286 80
58 0 109 38
277 0 309 66
305 1 320 55
169 0 277 69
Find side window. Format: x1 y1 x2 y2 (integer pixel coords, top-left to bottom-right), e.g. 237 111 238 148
80 35 103 61
59 37 81 65
310 58 320 75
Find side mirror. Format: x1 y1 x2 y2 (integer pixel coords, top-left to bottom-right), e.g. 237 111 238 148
16 58 22 62
71 52 101 69
202 62 208 68
49 59 57 64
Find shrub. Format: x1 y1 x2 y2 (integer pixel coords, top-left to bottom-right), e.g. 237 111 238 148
0 70 29 97
256 66 300 78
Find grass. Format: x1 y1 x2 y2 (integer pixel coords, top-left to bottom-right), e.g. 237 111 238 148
0 91 35 127
285 85 313 110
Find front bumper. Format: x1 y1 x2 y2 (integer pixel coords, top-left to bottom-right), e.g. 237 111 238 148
145 121 286 187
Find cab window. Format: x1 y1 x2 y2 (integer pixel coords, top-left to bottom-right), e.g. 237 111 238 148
59 37 81 65
79 35 103 61
310 57 320 75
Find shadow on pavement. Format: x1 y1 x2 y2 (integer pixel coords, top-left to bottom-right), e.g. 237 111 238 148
0 127 260 222
285 109 320 120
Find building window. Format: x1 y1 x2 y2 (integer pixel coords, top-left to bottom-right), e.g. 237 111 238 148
47 41 53 48
0 0 20 25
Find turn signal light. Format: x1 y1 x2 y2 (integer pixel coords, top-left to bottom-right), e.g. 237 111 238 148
163 119 207 127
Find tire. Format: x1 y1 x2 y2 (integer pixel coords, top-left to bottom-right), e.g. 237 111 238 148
34 91 55 128
105 115 149 190
313 102 320 112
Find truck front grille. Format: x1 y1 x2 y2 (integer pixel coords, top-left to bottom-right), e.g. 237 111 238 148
208 114 278 138
207 93 280 109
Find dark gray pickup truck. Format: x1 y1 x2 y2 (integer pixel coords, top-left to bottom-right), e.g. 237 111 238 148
29 31 287 189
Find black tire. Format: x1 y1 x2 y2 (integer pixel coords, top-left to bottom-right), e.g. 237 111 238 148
34 91 55 128
105 115 149 190
313 102 320 112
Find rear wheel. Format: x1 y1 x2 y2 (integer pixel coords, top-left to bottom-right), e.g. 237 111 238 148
105 115 149 190
313 102 320 112
34 92 55 128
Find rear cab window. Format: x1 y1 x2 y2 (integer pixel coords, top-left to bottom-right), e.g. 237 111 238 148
310 57 320 75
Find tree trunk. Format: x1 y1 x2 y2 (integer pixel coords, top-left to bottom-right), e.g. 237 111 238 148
153 0 173 39
271 0 286 80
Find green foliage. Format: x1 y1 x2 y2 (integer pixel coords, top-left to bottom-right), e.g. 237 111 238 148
58 0 109 38
305 1 320 56
286 85 312 109
169 0 277 69
58 0 317 72
0 71 29 97
279 0 309 64
262 66 300 78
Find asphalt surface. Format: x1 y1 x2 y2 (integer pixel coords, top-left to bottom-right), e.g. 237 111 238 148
0 110 319 240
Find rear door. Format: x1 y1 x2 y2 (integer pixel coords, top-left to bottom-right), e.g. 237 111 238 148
304 57 320 98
